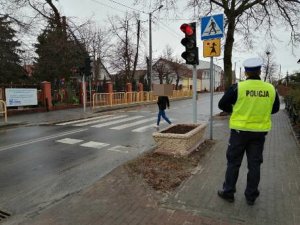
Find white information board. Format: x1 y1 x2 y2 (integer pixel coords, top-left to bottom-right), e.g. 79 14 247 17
5 88 38 107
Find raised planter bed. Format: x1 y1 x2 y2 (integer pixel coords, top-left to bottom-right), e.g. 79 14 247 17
152 123 207 156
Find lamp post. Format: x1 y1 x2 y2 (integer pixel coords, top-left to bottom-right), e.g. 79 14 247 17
149 4 163 91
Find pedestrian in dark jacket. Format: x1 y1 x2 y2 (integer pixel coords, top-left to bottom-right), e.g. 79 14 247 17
217 57 280 206
156 96 171 127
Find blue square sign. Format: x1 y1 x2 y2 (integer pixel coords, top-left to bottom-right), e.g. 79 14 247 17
201 14 224 40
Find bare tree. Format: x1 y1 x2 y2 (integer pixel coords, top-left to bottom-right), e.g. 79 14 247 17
72 22 112 80
162 45 189 89
260 47 278 83
163 44 174 61
108 13 143 83
136 0 300 90
76 24 111 62
0 0 63 28
153 58 174 84
1 0 91 54
0 1 61 66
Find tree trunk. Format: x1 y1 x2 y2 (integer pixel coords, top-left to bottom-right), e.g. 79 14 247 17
223 17 235 91
146 57 150 91
175 73 179 90
46 0 62 28
132 20 140 82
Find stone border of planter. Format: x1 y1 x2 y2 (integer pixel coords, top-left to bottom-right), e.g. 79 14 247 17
152 123 207 156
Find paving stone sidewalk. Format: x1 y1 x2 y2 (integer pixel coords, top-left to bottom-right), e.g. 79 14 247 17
164 110 300 225
0 107 94 127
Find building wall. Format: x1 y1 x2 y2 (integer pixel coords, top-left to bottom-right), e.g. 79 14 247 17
198 60 222 91
182 78 201 92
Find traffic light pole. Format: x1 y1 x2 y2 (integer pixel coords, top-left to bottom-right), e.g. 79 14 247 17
192 65 197 123
209 56 214 140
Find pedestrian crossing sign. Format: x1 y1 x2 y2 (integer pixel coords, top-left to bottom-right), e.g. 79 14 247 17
203 39 221 57
201 14 224 40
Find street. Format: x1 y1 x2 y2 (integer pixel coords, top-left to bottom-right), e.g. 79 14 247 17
0 93 222 224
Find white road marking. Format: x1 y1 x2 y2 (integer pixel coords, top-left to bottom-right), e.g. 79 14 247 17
132 124 155 132
73 115 128 126
127 110 151 113
56 115 112 125
0 128 88 152
56 138 83 144
139 111 152 113
132 119 177 132
107 145 131 153
91 116 144 128
110 117 156 130
80 141 110 149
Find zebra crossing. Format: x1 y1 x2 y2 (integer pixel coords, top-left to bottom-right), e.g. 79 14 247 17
55 114 165 133
54 114 174 153
53 112 179 153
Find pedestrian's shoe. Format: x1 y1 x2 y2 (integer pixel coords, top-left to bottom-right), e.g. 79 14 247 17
245 191 259 206
246 199 255 206
217 190 234 202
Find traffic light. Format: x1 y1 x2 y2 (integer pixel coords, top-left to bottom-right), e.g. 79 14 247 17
84 57 92 76
180 22 199 65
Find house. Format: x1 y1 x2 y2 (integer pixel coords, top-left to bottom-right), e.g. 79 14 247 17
152 58 224 92
180 69 203 92
109 58 225 92
133 70 148 83
92 58 111 82
196 60 224 91
152 58 191 89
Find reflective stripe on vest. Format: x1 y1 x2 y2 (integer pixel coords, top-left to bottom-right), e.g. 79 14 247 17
230 80 276 132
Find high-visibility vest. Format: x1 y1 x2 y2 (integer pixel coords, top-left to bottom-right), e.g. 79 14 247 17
230 80 276 132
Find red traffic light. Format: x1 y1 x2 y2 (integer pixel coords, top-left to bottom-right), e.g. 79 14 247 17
180 22 198 65
180 23 194 36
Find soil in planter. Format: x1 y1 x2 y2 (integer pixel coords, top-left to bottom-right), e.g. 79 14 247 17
161 124 197 134
125 140 215 192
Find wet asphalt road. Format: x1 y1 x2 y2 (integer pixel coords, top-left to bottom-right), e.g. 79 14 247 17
0 93 222 224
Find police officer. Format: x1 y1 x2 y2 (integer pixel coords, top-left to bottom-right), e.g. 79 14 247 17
217 57 280 205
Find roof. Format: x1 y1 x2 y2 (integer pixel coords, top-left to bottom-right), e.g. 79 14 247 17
154 58 202 79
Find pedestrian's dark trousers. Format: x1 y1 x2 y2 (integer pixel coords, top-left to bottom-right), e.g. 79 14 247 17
157 109 171 125
223 130 266 201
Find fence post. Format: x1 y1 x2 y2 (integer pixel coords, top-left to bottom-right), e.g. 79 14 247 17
0 100 7 123
138 83 143 102
41 81 53 110
109 93 113 106
126 83 132 104
92 93 96 110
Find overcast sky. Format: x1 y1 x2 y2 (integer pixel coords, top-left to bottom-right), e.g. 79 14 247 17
57 0 300 77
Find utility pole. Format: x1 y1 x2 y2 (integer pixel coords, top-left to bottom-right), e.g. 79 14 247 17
148 5 163 91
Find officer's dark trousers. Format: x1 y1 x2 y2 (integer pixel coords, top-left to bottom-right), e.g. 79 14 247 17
223 129 266 201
